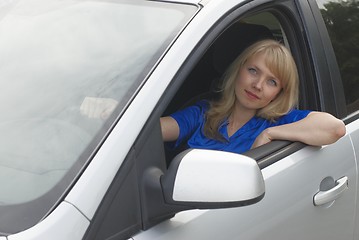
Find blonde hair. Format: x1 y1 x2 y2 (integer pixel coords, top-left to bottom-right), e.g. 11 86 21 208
204 39 299 140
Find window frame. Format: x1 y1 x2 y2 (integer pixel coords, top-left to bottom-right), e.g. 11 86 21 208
161 1 321 166
309 0 359 123
299 0 348 119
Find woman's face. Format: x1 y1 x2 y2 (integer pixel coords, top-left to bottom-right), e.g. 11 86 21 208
234 53 283 112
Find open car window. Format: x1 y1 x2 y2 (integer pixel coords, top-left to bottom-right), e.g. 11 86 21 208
163 11 310 165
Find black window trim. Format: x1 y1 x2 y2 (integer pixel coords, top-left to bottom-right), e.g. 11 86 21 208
297 0 348 118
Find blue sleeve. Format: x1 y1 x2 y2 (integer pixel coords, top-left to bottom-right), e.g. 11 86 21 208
169 101 208 147
276 109 311 125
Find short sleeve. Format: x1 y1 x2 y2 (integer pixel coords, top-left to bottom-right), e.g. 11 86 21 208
169 101 208 147
276 109 311 125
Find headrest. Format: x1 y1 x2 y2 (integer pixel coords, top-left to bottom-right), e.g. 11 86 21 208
212 22 274 75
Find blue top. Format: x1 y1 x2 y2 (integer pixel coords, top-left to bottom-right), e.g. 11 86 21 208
170 101 311 154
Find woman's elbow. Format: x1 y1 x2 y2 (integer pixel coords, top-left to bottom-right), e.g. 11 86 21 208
313 112 346 145
329 118 346 143
334 119 346 139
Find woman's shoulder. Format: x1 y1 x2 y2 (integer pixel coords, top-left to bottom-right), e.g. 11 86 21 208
170 100 209 120
195 100 210 110
277 109 312 124
181 100 210 113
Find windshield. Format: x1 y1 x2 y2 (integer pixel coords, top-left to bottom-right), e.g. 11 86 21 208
0 0 197 234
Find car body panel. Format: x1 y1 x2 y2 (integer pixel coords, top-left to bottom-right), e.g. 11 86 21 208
346 118 359 238
161 0 200 4
7 202 89 240
133 135 356 239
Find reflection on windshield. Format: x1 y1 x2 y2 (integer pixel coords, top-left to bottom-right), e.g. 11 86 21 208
0 0 196 234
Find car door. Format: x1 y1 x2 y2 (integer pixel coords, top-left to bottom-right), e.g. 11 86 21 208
312 0 359 236
131 0 358 239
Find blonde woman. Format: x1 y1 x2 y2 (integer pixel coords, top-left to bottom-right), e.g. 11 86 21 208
161 39 345 153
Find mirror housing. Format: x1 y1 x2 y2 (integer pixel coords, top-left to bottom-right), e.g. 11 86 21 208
161 149 265 209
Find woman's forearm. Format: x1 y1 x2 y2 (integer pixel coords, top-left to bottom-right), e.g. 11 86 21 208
267 112 346 146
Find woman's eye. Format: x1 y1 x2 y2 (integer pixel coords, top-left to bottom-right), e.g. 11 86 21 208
248 67 257 74
267 79 278 86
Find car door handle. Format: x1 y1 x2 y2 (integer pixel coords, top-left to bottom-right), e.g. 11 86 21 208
313 176 348 206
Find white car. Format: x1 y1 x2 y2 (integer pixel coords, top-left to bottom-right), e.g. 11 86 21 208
0 0 358 239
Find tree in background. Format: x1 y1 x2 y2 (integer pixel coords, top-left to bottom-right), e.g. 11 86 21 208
320 0 359 112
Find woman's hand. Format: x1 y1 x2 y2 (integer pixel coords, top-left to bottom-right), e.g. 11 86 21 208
251 128 273 149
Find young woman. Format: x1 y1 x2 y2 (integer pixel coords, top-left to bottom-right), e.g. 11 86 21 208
161 39 346 154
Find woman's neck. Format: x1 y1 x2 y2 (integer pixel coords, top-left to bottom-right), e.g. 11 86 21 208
227 104 256 137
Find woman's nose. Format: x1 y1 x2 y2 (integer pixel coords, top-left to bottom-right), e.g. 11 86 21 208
252 78 263 90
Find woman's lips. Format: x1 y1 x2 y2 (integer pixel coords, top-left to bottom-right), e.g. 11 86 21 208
245 90 260 100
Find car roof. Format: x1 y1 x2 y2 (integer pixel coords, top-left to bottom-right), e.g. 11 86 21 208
155 0 207 5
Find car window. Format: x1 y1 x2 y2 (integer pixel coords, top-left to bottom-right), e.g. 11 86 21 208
0 0 197 234
316 0 359 116
163 10 313 163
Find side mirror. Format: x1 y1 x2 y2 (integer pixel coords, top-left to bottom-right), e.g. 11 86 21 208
161 149 265 209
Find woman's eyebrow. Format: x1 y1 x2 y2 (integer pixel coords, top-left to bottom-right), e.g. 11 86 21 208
256 64 278 80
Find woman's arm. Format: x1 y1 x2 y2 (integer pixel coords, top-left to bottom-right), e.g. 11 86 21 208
252 112 346 149
160 116 180 142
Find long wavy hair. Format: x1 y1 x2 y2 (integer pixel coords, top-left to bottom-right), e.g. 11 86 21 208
203 39 299 140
